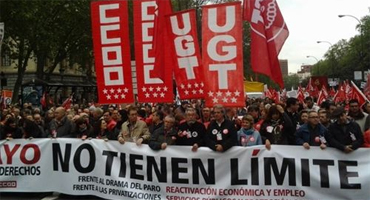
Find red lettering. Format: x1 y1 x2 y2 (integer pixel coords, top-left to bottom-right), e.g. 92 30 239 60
4 144 21 164
20 144 41 164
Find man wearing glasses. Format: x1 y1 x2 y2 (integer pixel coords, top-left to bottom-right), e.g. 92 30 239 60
295 110 328 150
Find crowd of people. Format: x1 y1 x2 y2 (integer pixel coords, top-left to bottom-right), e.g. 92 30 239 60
1 96 370 153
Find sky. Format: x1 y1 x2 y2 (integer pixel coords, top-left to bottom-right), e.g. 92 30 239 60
277 0 370 74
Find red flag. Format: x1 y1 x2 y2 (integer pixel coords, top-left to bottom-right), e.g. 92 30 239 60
62 94 73 110
363 73 370 97
133 0 174 103
350 81 368 107
296 86 305 104
344 80 353 101
40 92 47 109
167 9 205 100
152 0 173 80
333 84 346 104
244 0 289 88
316 87 328 107
329 87 336 98
91 1 135 104
202 2 245 107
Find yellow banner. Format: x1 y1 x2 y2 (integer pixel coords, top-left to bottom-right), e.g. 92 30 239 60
244 81 264 92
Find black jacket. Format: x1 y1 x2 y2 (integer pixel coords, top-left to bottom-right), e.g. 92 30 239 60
205 119 237 152
327 120 364 151
149 125 177 150
176 121 206 146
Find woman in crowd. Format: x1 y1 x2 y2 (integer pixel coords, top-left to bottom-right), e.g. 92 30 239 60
93 118 116 140
74 117 94 139
237 115 262 147
259 105 294 149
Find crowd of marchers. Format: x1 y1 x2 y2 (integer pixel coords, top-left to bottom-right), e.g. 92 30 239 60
1 96 370 152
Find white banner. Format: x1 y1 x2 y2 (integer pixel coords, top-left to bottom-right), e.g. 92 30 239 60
0 139 369 200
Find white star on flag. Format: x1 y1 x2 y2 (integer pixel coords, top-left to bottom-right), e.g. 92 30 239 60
187 83 192 88
163 86 168 91
103 89 108 94
200 82 204 87
145 93 150 98
180 84 185 89
160 92 165 97
212 97 218 103
222 97 228 103
114 94 119 99
234 91 241 97
208 91 214 97
106 95 112 100
216 91 222 97
142 87 147 92
199 89 204 94
110 89 115 94
192 90 197 94
117 88 122 93
185 90 189 95
226 91 232 96
149 87 154 92
156 86 161 92
231 97 237 103
194 83 199 88
123 88 129 93
153 93 158 97
121 94 126 99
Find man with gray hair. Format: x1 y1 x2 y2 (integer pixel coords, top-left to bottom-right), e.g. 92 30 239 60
205 104 237 152
176 107 206 152
149 115 177 150
47 107 74 138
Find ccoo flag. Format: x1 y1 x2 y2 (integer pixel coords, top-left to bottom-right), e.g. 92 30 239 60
244 0 289 88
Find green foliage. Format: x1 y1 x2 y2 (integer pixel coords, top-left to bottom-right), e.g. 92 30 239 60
318 14 370 81
283 74 300 90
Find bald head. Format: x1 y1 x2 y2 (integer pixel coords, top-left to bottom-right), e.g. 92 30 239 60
55 107 66 121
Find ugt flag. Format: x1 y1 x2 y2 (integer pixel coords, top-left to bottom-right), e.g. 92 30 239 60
244 0 289 88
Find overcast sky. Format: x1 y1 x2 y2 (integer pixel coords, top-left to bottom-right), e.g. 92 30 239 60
277 0 370 73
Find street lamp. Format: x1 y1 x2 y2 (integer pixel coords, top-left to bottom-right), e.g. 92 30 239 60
317 41 334 77
338 14 365 81
306 55 319 75
316 41 333 47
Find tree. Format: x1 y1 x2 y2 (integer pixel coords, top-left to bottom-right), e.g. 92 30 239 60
283 74 300 90
0 0 93 103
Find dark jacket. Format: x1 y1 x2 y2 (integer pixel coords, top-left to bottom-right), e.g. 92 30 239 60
260 113 294 145
327 120 364 151
176 121 206 146
205 119 237 152
48 116 75 138
149 125 177 150
295 123 328 146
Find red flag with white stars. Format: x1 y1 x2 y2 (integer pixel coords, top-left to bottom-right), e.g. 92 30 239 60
202 2 245 107
167 9 205 100
133 0 173 103
91 1 134 104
